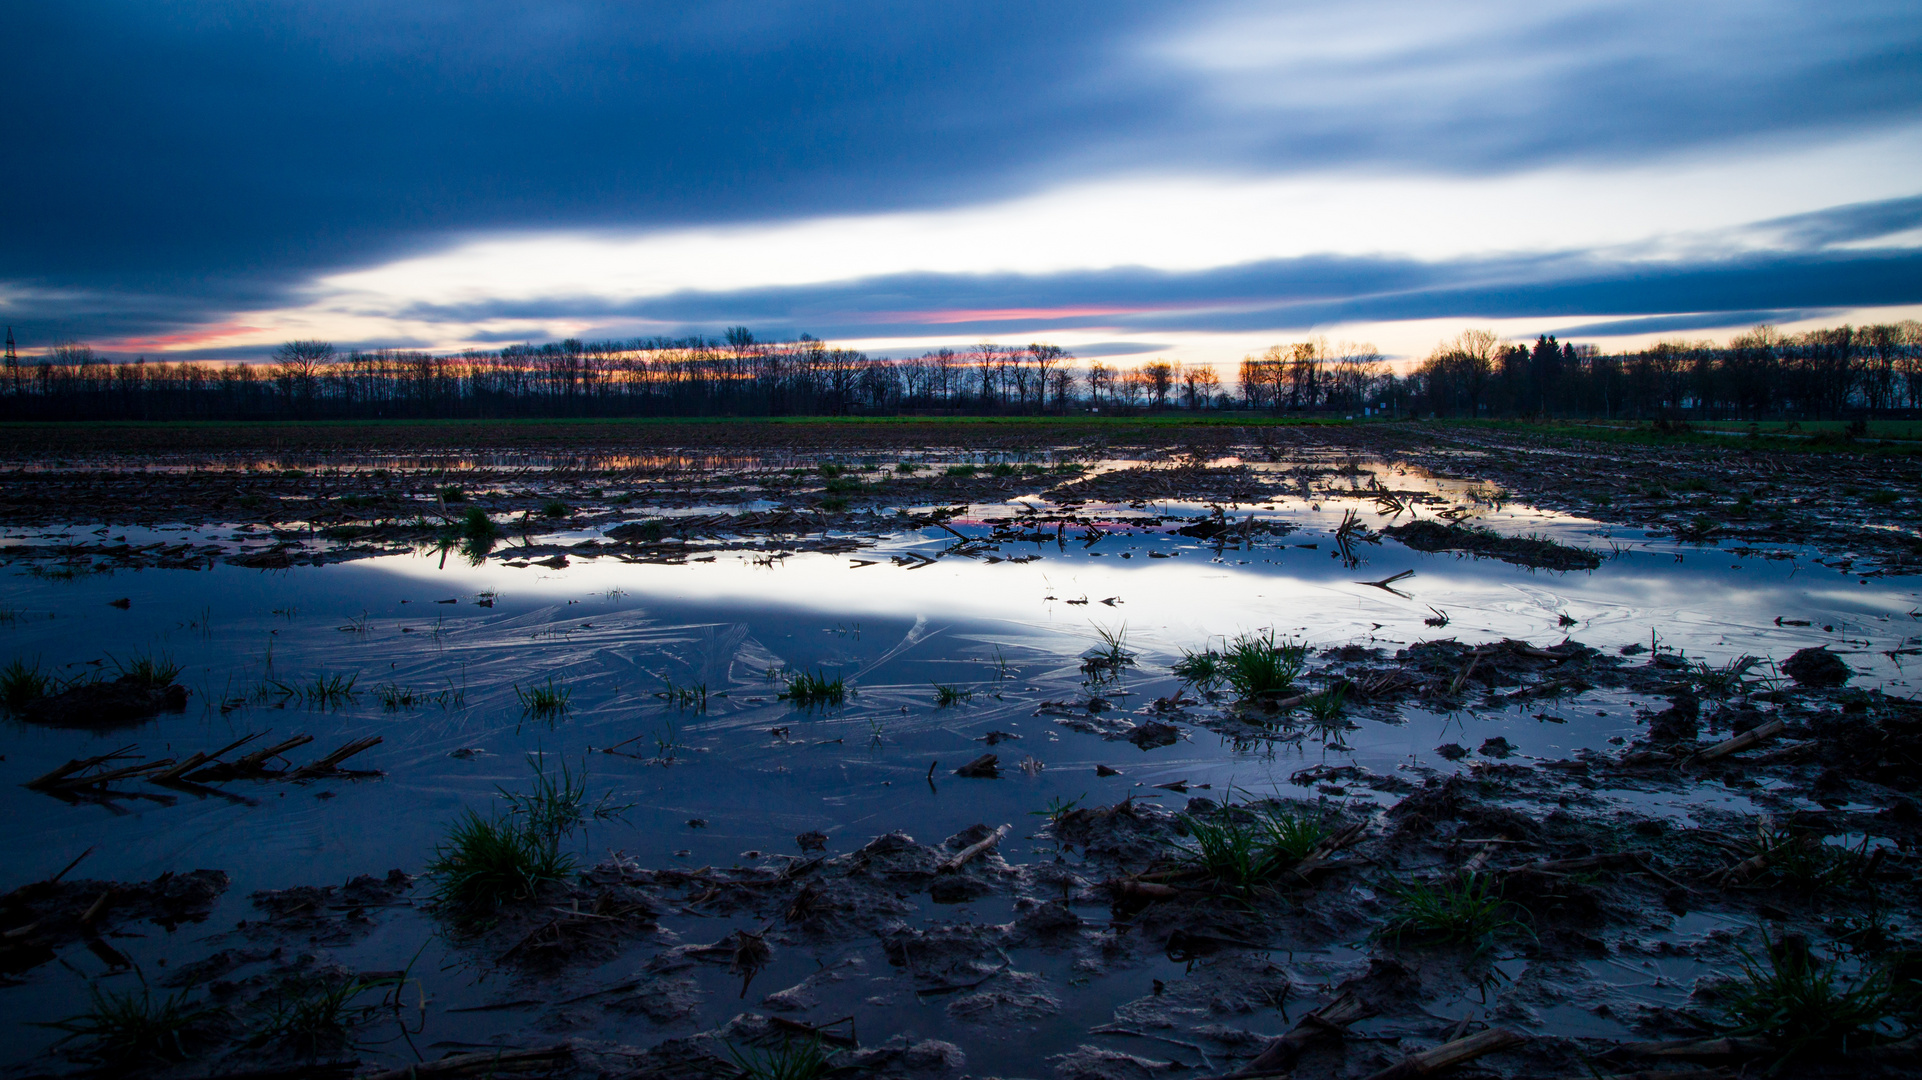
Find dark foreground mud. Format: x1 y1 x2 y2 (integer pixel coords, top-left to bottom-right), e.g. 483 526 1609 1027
10 634 1922 1080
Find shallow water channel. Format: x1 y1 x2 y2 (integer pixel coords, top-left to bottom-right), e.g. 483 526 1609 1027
3 473 1919 1075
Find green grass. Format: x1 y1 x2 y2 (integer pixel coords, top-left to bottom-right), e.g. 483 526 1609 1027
515 675 573 719
779 670 847 706
1171 646 1224 687
39 983 220 1064
1220 630 1306 698
657 678 711 711
254 975 397 1056
541 499 570 518
1081 622 1136 679
728 1036 839 1080
1715 934 1901 1067
497 754 629 838
112 650 183 687
297 671 359 708
1173 803 1331 891
1744 822 1879 892
945 464 977 477
1378 873 1529 951
438 485 467 502
1692 655 1765 698
1032 794 1085 828
374 682 419 710
1304 683 1348 724
990 462 1017 476
932 683 973 707
425 810 576 917
459 506 497 542
0 657 53 710
1259 805 1333 861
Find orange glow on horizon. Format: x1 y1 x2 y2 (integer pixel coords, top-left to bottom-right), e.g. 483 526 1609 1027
98 323 265 352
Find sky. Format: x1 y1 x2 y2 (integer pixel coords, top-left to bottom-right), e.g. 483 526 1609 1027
4 0 1922 368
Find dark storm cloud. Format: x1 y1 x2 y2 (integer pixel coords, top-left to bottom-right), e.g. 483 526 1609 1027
369 249 1922 344
4 0 1920 342
1751 194 1922 248
1547 311 1832 338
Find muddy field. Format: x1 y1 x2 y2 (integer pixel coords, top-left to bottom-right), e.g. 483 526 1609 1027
1 419 1920 1080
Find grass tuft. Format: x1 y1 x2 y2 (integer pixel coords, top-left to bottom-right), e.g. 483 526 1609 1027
729 1036 839 1080
1220 630 1306 698
779 670 847 706
497 753 629 838
1171 647 1223 687
1172 803 1331 891
1032 794 1085 828
541 499 570 518
1715 933 1902 1066
374 682 418 711
40 983 220 1064
1081 622 1136 679
657 678 711 711
286 671 359 708
0 657 54 710
932 683 973 707
515 675 572 719
425 810 576 918
1303 683 1348 725
113 650 183 687
254 975 396 1056
1378 873 1529 951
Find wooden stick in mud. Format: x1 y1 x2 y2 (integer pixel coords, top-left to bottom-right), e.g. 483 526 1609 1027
1226 989 1375 1077
1114 880 1204 904
355 1045 572 1080
1447 651 1484 697
938 824 1010 873
1607 1035 1770 1059
47 757 176 789
1361 1027 1525 1080
45 846 95 886
1694 719 1786 761
1461 834 1507 875
24 745 139 789
230 734 315 772
79 887 115 927
289 735 382 778
149 731 264 784
1292 820 1369 880
1552 1060 1737 1068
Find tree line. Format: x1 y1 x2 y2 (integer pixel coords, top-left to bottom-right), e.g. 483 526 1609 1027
2 321 1917 420
1403 323 1922 419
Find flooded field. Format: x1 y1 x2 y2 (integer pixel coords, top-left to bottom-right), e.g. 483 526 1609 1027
3 432 1921 1079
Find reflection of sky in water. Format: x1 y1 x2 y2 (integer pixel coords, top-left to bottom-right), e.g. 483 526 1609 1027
1 503 1917 1065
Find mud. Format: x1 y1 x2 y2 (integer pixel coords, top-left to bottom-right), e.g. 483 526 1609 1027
2 421 1921 1078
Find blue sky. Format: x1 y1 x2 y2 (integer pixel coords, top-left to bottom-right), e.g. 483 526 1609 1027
4 0 1920 365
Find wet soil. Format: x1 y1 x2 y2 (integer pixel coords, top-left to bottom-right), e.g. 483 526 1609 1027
1 420 1920 1078
0 418 1913 577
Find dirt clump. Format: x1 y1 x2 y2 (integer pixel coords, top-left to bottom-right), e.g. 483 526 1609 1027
1384 519 1602 571
1783 645 1853 686
21 676 189 729
1 868 229 975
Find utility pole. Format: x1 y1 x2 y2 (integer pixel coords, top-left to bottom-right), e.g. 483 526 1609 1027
4 327 15 393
